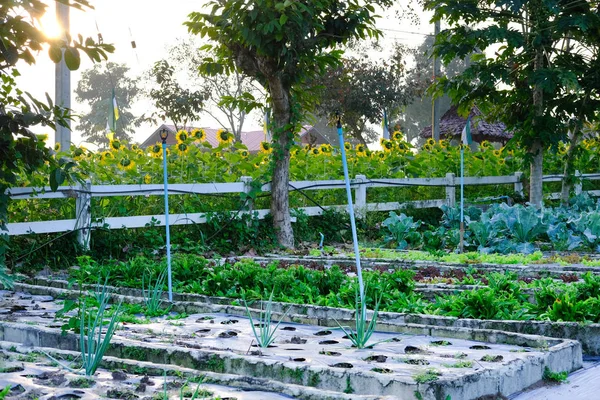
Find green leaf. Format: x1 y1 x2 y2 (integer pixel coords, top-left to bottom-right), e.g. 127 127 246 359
49 45 63 63
279 14 288 26
64 47 81 70
50 168 67 191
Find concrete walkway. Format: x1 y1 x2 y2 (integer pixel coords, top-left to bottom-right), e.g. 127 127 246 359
511 357 600 400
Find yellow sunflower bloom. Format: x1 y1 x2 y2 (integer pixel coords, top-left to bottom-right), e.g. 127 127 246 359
191 128 206 142
439 139 449 149
480 140 492 149
176 130 189 143
310 147 321 156
355 144 366 156
238 149 250 158
118 158 135 170
377 152 386 159
392 131 403 141
149 143 162 156
498 159 506 165
424 143 433 151
102 151 112 159
426 138 435 146
344 142 352 151
217 129 234 145
260 141 272 153
110 139 121 151
382 139 394 153
37 134 49 143
144 174 152 184
131 144 139 151
319 143 332 153
54 142 61 152
493 149 502 157
175 142 190 154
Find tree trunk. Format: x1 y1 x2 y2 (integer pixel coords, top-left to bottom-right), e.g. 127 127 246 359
560 129 582 206
529 139 543 207
268 77 294 248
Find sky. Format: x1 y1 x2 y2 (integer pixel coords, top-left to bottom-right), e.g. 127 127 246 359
17 1 434 147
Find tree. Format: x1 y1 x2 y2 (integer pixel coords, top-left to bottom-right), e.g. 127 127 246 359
311 51 414 145
0 0 112 286
186 0 392 248
427 0 600 207
147 59 208 131
167 38 264 142
75 62 141 146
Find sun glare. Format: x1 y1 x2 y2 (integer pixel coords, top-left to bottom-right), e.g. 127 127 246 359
39 8 62 39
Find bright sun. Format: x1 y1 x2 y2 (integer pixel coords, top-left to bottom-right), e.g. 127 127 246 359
38 7 61 39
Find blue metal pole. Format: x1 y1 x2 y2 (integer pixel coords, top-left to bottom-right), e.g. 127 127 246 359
162 143 173 301
459 146 465 253
336 118 365 304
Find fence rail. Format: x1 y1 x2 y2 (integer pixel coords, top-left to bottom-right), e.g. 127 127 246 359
4 171 596 248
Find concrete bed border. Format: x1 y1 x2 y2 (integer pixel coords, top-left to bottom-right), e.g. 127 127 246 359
24 278 600 356
0 314 582 400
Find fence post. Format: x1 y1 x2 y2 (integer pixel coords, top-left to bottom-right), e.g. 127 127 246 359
75 180 92 250
445 173 456 207
240 176 254 213
354 174 367 219
513 171 524 198
575 170 583 195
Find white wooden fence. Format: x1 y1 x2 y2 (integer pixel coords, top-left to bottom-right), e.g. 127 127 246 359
4 171 594 247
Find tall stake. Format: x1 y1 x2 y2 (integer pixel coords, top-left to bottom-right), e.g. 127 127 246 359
160 133 173 301
337 117 364 305
459 146 465 253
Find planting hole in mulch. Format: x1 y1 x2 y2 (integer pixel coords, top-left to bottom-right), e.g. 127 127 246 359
330 362 353 368
481 355 504 362
404 359 430 365
319 340 339 345
284 348 304 351
106 389 139 400
253 323 265 328
314 330 332 336
34 371 67 387
251 344 277 348
48 393 82 400
281 327 296 331
470 345 492 350
319 351 341 356
364 355 387 363
220 319 239 325
405 346 430 355
431 340 452 346
218 330 238 338
195 328 211 334
372 367 393 374
0 365 24 373
9 384 25 396
112 371 128 381
292 358 306 362
196 316 215 322
288 336 307 345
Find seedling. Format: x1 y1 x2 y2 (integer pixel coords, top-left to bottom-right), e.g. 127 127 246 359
335 287 383 349
143 267 170 317
243 291 290 348
543 367 569 383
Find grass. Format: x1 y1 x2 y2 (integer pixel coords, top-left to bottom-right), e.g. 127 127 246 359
143 267 170 317
413 368 441 384
543 367 569 383
443 360 473 368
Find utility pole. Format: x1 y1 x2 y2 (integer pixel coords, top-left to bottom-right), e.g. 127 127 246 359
55 2 71 151
431 19 441 141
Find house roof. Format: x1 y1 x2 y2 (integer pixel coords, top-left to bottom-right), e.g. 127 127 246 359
140 124 266 152
420 106 513 143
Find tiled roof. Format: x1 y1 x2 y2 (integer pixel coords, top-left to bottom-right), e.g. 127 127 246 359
420 106 513 143
140 124 266 152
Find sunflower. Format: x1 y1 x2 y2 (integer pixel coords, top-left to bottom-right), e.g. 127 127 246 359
424 143 433 151
110 139 121 151
355 144 366 156
149 143 162 157
102 151 113 160
319 143 332 153
310 147 321 156
118 158 135 170
176 142 190 154
238 149 250 158
291 147 300 157
381 139 394 153
131 144 139 151
439 139 449 149
480 140 492 149
144 174 152 184
54 142 61 152
392 131 403 141
37 134 49 143
344 142 352 151
426 138 436 146
498 159 506 165
260 141 272 153
191 128 206 142
217 129 234 145
176 130 189 143
558 143 568 155
398 142 409 151
377 152 386 160
72 147 85 159
493 149 502 157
